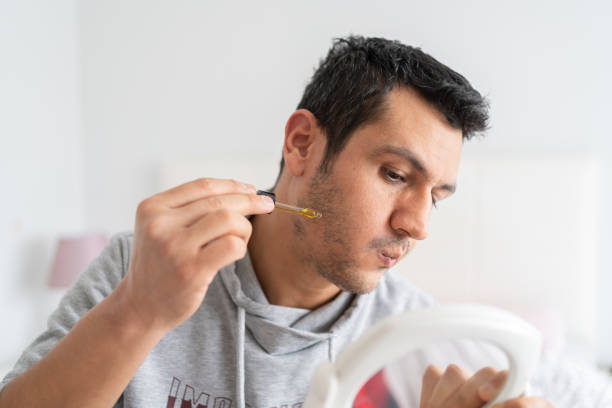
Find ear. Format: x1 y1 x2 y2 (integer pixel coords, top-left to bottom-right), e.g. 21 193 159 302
283 109 323 176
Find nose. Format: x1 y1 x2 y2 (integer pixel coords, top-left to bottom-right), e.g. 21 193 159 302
389 189 431 241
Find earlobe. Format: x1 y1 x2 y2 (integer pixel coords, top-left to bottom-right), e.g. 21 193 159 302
283 109 320 177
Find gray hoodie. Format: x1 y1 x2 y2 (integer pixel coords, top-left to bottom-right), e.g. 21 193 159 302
0 232 435 408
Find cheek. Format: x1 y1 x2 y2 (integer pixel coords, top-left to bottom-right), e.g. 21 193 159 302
352 188 390 227
334 171 391 237
356 210 387 242
342 203 388 248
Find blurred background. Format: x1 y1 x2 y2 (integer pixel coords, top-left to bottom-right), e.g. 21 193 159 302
1 0 610 391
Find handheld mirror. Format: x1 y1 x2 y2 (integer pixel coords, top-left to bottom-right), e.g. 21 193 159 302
303 304 542 408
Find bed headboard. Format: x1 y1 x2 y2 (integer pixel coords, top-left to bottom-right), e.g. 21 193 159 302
159 152 601 350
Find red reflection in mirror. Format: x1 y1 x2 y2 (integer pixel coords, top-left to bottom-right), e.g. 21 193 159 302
353 369 399 408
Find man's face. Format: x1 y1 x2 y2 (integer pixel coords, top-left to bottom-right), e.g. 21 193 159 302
295 86 463 294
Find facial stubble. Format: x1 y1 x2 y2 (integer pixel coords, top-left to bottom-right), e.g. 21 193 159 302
293 170 382 294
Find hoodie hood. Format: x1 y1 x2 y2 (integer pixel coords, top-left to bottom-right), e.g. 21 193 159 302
213 250 433 408
219 251 364 357
219 252 371 408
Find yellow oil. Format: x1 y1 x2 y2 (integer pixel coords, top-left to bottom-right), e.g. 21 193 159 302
300 208 322 219
276 206 322 219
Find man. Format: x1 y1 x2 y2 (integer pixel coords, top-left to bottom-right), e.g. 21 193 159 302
0 36 552 407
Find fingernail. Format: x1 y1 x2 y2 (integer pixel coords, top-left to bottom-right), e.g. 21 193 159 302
260 195 275 209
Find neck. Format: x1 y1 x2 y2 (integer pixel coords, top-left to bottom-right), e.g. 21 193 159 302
247 203 341 310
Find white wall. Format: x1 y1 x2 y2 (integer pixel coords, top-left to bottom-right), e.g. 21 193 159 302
2 0 611 368
78 0 612 362
0 0 82 368
77 0 612 229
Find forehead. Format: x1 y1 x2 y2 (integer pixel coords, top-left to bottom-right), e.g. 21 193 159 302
342 86 463 179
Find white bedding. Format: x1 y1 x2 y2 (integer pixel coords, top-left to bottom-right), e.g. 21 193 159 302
530 346 612 408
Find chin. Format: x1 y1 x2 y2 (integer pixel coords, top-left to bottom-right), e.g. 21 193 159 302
348 282 380 295
335 269 386 294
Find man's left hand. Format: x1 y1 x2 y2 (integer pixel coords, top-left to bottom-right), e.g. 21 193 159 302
420 364 554 408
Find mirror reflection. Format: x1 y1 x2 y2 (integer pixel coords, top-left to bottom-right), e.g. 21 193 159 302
353 339 509 408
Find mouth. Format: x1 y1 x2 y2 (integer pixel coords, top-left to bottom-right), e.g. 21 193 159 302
378 247 406 268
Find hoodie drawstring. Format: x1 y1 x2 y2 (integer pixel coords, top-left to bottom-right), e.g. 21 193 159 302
328 335 335 362
236 306 246 408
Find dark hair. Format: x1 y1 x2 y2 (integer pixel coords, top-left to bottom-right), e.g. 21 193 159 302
275 35 489 183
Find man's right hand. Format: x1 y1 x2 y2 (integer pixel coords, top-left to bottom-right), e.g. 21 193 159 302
120 178 274 334
0 179 274 408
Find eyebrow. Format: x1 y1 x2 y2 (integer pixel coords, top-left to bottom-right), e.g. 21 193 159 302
371 144 457 194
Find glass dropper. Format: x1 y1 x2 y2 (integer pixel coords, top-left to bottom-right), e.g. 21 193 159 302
256 190 322 219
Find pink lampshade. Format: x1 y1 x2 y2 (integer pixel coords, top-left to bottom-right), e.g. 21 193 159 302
48 233 109 288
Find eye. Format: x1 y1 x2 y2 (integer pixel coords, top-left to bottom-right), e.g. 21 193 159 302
383 167 405 183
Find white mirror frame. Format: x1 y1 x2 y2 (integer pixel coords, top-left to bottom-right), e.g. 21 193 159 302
303 304 542 408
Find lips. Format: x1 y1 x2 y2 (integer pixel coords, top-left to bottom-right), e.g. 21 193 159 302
381 248 404 260
378 247 406 267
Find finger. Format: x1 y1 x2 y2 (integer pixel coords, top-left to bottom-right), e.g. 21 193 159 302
193 234 248 283
157 178 256 208
428 364 470 407
478 370 508 401
443 366 498 408
420 365 442 408
492 396 554 408
183 210 253 255
175 193 274 227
